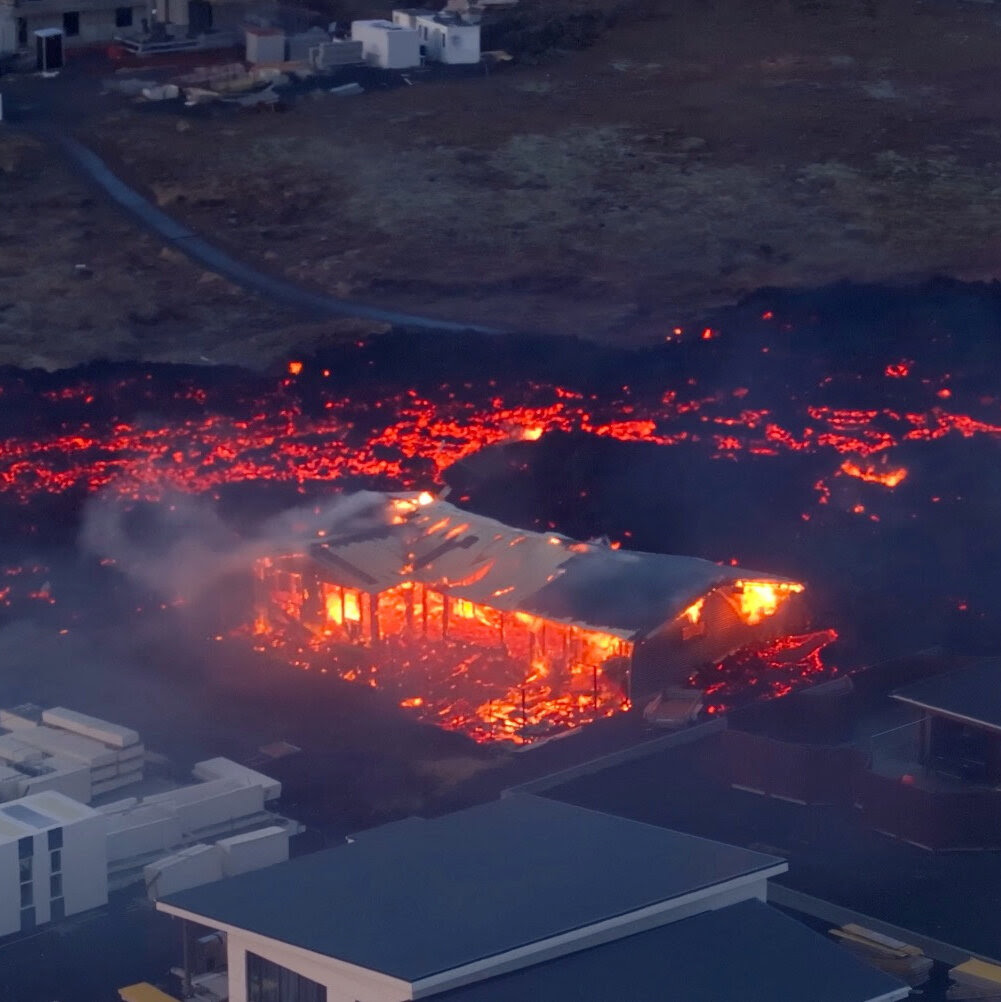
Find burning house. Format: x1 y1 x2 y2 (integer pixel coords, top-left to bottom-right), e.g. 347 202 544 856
253 492 807 743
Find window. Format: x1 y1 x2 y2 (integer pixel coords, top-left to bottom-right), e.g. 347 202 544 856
50 897 64 921
62 11 79 35
115 6 132 26
18 837 32 860
19 882 32 908
47 828 62 852
246 952 326 1002
50 850 61 873
20 906 35 933
50 873 62 898
19 856 32 883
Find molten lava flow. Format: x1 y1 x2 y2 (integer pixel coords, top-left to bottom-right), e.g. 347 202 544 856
1 343 1001 509
694 628 839 713
732 581 804 626
839 460 907 488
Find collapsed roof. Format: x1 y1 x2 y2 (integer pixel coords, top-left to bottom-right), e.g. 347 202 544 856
293 492 799 640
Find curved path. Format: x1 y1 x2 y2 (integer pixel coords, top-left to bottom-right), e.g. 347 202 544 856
46 128 507 336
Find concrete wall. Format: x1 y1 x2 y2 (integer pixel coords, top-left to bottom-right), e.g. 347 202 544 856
15 4 147 46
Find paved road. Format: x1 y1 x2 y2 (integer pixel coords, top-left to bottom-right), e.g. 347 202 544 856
53 130 506 335
3 67 504 336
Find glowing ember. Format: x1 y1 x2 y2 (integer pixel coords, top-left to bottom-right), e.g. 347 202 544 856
694 629 839 713
839 460 908 488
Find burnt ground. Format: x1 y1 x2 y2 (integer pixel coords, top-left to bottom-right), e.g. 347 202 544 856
6 0 1001 365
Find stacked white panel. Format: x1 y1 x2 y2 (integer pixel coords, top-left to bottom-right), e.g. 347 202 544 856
217 826 289 876
41 708 140 750
193 758 282 801
144 844 224 900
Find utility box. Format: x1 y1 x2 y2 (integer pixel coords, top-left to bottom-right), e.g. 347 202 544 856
245 26 285 64
34 28 63 72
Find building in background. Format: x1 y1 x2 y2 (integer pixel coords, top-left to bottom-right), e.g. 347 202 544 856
0 0 147 50
0 790 107 937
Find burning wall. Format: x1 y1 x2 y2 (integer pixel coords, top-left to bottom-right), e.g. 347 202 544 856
252 492 807 743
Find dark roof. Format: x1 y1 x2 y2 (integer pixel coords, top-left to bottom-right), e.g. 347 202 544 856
160 795 783 982
892 659 1001 733
426 899 908 1002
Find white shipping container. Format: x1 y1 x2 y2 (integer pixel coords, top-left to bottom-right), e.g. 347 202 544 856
193 758 281 801
107 809 183 862
350 19 419 69
91 773 142 797
15 726 118 768
98 797 139 814
144 844 223 900
217 826 289 876
41 707 140 750
147 779 266 833
0 710 39 730
0 735 44 765
20 761 91 804
115 744 145 764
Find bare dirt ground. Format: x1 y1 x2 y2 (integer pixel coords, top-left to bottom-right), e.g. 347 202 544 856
9 0 1001 364
0 131 384 368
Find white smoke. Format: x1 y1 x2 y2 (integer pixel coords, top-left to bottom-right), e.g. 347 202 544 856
78 489 390 602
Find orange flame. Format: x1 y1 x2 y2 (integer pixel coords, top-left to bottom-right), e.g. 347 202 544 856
732 580 804 626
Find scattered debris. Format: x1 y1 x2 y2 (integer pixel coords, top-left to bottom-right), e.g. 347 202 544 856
330 82 364 97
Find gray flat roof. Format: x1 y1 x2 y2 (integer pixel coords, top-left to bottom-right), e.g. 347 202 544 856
161 795 783 982
892 659 1001 733
425 899 909 1002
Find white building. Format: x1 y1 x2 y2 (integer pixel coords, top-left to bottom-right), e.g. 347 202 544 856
156 795 909 1002
0 0 147 51
0 791 107 937
392 8 479 64
350 18 419 69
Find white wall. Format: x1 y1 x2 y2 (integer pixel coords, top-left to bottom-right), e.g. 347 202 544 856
414 17 478 64
225 928 412 1002
0 840 19 937
0 811 107 937
60 811 109 917
350 20 419 69
16 6 147 46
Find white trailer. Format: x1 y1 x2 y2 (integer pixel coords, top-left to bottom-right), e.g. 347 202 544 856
350 19 420 68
